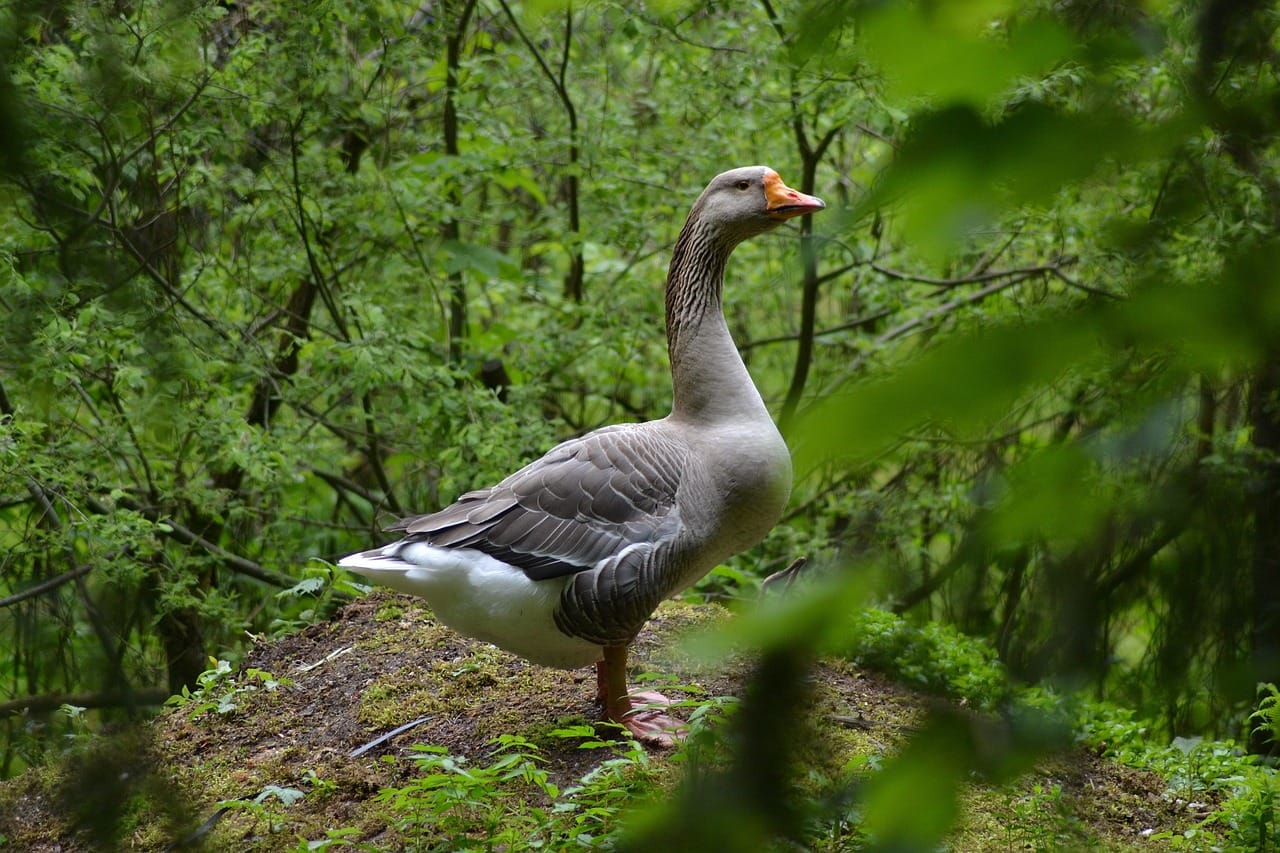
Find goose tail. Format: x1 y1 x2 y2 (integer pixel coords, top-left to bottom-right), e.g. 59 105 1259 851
337 547 412 576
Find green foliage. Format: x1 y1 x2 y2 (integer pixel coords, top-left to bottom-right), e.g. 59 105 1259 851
1077 698 1280 851
771 0 1280 746
1252 683 1280 747
215 784 310 840
374 730 652 850
167 659 292 719
847 607 1010 710
0 0 855 775
1002 783 1091 852
271 561 365 634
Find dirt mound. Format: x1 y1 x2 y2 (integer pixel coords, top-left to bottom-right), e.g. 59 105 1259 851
0 591 1199 850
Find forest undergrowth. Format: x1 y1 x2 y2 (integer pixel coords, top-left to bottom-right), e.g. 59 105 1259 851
0 587 1276 851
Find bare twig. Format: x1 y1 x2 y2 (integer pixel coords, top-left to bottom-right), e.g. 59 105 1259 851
0 565 94 609
148 516 294 588
740 309 892 351
875 272 1043 345
496 0 583 300
360 392 402 516
1049 266 1122 299
0 687 171 717
309 467 386 510
869 259 1074 289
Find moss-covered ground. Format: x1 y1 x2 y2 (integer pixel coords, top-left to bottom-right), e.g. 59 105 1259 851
0 590 1205 850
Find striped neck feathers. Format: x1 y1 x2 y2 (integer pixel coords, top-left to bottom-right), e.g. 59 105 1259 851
663 216 764 422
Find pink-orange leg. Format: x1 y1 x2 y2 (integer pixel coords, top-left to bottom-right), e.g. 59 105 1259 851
595 644 684 748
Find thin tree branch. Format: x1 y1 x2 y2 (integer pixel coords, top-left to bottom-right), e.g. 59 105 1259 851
855 121 896 147
815 259 864 286
869 259 1077 289
360 392 402 516
1048 267 1123 299
309 466 386 510
0 565 94 609
116 73 213 174
0 688 171 717
73 570 134 711
875 272 1045 345
1097 523 1185 599
148 516 293 588
288 118 348 342
740 309 892 352
96 497 296 588
892 555 968 613
442 0 479 357
496 0 582 300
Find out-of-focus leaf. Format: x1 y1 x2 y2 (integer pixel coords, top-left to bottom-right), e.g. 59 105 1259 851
441 240 519 278
987 443 1109 549
493 168 547 205
683 566 874 663
797 240 1280 472
857 6 1074 105
795 318 1098 468
860 707 1062 849
857 103 1191 256
859 713 968 848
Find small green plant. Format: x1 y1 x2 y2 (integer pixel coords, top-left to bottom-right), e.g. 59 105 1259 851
299 769 339 800
1003 783 1089 851
166 659 293 719
1079 699 1280 850
214 785 307 838
846 613 1280 850
56 703 92 744
1251 683 1280 747
270 561 366 634
799 752 878 850
376 730 655 850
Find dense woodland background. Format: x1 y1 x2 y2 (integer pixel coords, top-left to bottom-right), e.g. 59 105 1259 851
3 0 1280 821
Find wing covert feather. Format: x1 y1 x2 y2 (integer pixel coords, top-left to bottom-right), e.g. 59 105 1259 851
385 428 686 581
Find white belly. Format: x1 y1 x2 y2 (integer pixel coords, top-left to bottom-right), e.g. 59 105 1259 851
339 543 603 669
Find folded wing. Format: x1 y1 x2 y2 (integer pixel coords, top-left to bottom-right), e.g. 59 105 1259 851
390 426 686 581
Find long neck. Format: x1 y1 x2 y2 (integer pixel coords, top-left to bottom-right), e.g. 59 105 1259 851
664 217 771 423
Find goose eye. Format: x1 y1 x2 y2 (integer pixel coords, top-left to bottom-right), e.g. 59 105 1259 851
735 180 750 190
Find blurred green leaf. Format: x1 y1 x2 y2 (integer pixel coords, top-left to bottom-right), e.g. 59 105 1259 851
860 714 968 848
986 443 1109 549
798 240 1280 471
857 5 1074 105
858 103 1191 256
683 567 874 663
795 317 1098 467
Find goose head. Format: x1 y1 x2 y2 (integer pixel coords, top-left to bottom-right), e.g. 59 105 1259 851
688 166 826 247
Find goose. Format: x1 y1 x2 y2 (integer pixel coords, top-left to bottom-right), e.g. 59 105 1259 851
339 166 825 745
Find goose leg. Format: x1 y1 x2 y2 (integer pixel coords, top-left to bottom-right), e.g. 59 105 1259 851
597 644 684 748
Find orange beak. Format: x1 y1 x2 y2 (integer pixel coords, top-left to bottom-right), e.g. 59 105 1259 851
764 170 826 219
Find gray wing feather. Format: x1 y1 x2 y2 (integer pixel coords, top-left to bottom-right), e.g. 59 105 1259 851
387 427 686 582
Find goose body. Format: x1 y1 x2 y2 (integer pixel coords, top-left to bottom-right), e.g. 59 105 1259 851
340 166 825 743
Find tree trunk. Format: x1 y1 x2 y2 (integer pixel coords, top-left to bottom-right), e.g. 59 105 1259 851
443 0 478 363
